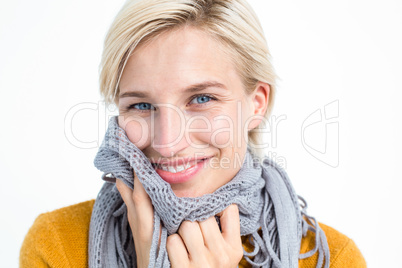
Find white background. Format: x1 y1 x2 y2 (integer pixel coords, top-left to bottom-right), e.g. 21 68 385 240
1 0 401 267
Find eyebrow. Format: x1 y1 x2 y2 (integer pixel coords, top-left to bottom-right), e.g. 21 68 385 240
119 81 227 99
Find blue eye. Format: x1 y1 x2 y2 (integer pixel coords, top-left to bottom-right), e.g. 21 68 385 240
190 95 213 105
132 103 154 110
127 94 216 112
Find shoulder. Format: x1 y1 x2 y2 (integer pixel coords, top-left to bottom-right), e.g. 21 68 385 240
299 222 367 268
240 222 366 268
20 200 95 268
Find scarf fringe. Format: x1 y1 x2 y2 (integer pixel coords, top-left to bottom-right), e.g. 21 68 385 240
242 190 280 267
298 196 330 268
240 195 330 268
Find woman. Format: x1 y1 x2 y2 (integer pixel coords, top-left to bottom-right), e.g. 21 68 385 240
20 0 366 267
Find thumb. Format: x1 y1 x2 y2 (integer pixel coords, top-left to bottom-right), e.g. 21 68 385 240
218 204 241 246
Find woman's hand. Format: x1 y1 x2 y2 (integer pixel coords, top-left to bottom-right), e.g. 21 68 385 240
116 173 154 268
166 204 244 268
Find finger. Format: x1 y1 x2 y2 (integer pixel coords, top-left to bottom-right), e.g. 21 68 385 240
130 172 154 237
198 216 225 250
178 221 206 262
116 175 153 234
116 174 155 268
116 179 135 210
218 204 242 246
166 234 190 268
132 171 153 216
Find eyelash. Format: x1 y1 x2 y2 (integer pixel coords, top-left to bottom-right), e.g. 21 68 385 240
126 94 218 113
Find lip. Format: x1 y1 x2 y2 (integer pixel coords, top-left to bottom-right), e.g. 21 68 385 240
153 157 211 184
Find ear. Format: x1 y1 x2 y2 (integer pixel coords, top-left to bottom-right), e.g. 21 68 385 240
247 82 270 131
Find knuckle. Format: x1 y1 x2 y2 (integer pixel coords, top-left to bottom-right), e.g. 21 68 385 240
234 246 244 262
166 234 181 248
127 214 153 235
179 220 197 233
216 255 230 267
235 248 244 262
132 224 153 242
135 233 148 244
230 204 239 211
126 213 136 224
227 204 239 214
132 192 144 205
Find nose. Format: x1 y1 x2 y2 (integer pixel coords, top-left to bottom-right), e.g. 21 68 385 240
151 105 189 157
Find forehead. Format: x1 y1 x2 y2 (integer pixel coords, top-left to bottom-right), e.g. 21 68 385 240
119 26 241 95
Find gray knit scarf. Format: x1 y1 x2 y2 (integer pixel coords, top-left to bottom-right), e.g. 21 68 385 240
88 116 330 267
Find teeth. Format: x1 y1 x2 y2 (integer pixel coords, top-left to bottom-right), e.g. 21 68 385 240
176 165 185 172
168 166 176 173
157 162 195 173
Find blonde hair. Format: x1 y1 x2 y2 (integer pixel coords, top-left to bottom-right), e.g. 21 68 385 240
99 0 278 159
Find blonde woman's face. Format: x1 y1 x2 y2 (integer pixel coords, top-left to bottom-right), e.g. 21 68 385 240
118 26 269 197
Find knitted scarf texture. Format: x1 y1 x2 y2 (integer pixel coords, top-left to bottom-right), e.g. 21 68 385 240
89 116 330 267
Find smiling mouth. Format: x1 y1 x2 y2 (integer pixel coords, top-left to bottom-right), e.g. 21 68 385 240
151 158 209 173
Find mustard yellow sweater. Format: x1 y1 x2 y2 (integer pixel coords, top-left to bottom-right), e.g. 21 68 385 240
20 200 366 267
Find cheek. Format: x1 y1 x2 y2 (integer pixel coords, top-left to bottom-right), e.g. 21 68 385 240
209 118 233 148
210 104 249 148
118 116 150 150
187 113 235 148
188 107 246 148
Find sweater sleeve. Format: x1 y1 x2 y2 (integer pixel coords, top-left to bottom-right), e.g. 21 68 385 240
299 222 367 268
19 212 71 268
239 222 366 268
19 200 95 268
329 237 366 268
